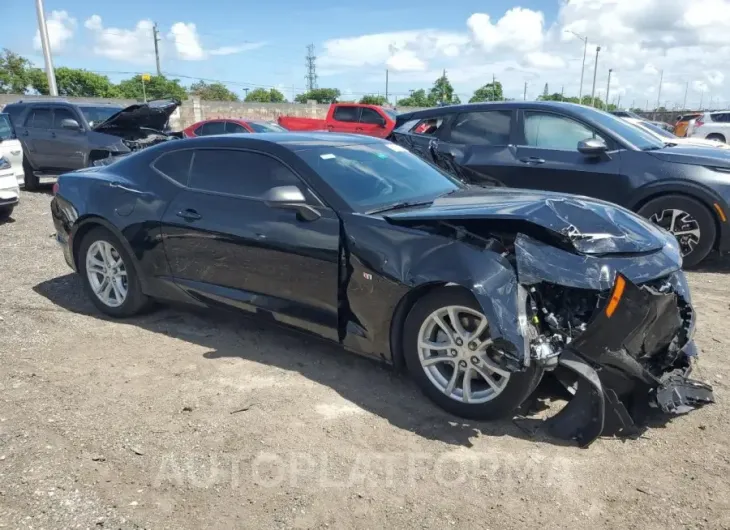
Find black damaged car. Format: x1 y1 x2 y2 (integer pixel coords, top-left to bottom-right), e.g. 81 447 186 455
50 133 714 446
389 101 730 267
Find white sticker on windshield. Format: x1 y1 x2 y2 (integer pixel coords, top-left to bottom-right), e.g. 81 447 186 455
320 153 336 160
386 143 407 152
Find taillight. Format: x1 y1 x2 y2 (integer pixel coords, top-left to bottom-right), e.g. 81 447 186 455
52 182 59 195
695 117 704 129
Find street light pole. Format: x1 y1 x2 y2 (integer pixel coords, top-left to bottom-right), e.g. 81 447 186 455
566 31 588 102
35 0 58 96
605 68 613 109
590 46 601 107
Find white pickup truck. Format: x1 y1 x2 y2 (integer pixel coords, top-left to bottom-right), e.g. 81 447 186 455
687 111 730 143
0 112 22 218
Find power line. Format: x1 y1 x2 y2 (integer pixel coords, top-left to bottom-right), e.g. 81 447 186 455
305 44 318 92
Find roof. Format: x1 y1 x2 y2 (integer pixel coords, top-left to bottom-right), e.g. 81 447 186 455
396 100 596 121
167 132 383 150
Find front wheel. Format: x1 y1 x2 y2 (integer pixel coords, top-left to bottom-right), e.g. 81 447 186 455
402 287 542 420
23 159 39 191
78 227 150 317
0 205 14 220
638 195 716 268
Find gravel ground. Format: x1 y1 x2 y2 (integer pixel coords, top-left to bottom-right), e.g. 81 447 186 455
1 188 729 529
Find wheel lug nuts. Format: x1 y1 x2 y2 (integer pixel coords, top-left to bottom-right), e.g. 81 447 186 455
450 350 458 356
469 342 477 350
471 356 479 364
455 338 463 346
459 360 467 368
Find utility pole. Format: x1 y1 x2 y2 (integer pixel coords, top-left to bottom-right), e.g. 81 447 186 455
682 81 688 110
243 88 249 100
566 31 588 102
153 23 162 76
385 70 389 103
561 85 564 101
616 95 621 108
656 70 663 111
305 44 318 92
523 81 527 101
590 46 601 107
34 0 58 96
699 90 704 110
605 68 613 109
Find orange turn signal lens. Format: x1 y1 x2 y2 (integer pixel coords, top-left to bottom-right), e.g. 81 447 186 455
605 275 626 318
713 203 727 223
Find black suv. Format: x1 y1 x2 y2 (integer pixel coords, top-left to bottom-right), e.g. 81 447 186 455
3 99 179 190
389 101 730 267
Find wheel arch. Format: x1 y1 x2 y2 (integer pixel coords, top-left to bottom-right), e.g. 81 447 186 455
389 281 477 372
71 216 149 291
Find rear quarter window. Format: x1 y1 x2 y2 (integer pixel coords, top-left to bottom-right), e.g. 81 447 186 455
152 150 193 186
2 105 25 126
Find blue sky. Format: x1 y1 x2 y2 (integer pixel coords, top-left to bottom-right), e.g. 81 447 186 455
1 0 728 108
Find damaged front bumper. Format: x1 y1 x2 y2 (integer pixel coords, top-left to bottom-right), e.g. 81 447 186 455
546 273 714 447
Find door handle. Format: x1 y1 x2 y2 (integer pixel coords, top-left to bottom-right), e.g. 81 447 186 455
50 131 56 138
176 209 201 221
355 127 364 132
22 130 28 136
519 157 546 165
326 125 334 131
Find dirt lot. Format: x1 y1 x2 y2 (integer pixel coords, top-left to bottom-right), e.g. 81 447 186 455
1 188 729 529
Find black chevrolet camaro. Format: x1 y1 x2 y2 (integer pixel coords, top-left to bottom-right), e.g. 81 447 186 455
50 133 713 446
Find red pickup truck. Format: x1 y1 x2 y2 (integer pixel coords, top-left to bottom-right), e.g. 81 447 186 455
278 103 397 138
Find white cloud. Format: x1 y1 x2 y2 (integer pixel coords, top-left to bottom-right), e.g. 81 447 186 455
168 22 205 60
34 10 76 52
209 43 266 56
319 0 730 108
84 15 156 64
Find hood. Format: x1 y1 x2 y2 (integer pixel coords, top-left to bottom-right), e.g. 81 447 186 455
93 99 180 132
648 145 730 168
383 187 671 255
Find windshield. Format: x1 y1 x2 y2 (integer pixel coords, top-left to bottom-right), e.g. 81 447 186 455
79 106 123 127
0 114 15 140
574 106 665 150
636 121 675 139
248 121 286 133
382 108 397 120
297 142 461 212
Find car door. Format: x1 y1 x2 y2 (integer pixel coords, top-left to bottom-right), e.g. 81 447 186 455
328 106 360 133
358 107 388 137
429 109 519 186
224 121 249 134
511 110 625 202
158 147 341 340
17 107 54 170
199 121 227 136
45 106 88 171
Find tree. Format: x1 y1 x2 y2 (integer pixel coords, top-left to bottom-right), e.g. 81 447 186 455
359 94 387 105
397 89 430 107
244 87 286 103
29 67 120 97
117 75 188 101
190 80 238 101
427 73 455 105
469 81 504 102
0 49 33 93
294 88 341 104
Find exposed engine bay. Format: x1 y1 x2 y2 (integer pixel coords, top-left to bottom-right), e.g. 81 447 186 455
396 214 715 447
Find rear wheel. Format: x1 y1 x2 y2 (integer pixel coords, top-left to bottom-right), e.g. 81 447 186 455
402 287 542 420
706 133 726 143
638 195 716 268
0 205 14 220
23 159 39 191
78 227 150 317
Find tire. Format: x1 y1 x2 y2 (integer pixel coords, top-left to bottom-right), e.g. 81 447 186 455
78 226 150 317
23 159 39 191
637 195 716 268
706 133 726 143
0 206 13 220
402 286 542 421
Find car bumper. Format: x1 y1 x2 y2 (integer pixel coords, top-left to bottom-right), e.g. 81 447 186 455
50 196 76 271
546 273 714 446
0 172 20 207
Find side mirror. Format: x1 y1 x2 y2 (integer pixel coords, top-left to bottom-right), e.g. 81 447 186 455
377 117 387 127
577 137 608 156
262 185 321 222
61 118 81 131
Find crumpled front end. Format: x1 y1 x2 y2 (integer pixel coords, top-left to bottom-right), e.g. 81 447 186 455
514 234 714 446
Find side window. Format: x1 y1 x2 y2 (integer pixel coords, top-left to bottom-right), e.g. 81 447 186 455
359 108 383 125
412 118 444 136
193 125 204 136
200 121 226 135
523 112 601 150
52 108 77 129
152 150 193 186
3 105 24 126
332 106 359 122
445 111 511 145
189 149 301 198
25 108 52 128
225 121 248 133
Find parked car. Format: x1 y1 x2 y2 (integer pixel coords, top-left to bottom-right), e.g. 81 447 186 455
2 98 180 190
278 103 396 138
50 132 713 446
674 113 702 138
622 117 730 149
182 119 286 138
0 112 24 187
389 101 730 267
611 110 674 132
687 111 730 143
0 156 20 218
